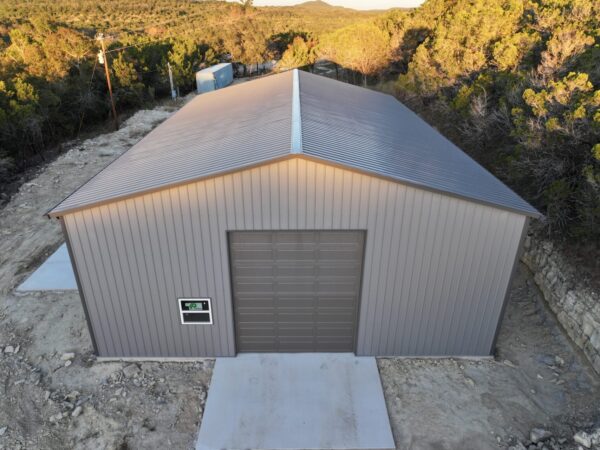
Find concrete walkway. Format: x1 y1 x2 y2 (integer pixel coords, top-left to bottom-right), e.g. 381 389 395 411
16 244 77 291
196 353 395 450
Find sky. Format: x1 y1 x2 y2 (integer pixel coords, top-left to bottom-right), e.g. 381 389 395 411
250 0 425 9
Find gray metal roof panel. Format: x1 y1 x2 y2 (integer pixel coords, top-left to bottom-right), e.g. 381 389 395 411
50 69 539 218
297 71 539 217
51 71 294 214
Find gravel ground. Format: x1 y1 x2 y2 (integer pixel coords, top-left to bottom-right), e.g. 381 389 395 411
0 97 599 450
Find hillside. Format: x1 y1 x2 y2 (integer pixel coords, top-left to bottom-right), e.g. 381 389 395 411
291 0 351 11
0 0 376 37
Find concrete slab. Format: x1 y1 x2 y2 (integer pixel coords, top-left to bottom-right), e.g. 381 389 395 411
16 244 77 291
196 353 395 450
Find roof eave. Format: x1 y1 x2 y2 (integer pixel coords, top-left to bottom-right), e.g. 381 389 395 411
47 152 541 220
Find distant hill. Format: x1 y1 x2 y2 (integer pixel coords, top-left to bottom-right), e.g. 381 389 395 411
294 1 340 9
284 0 376 20
291 0 411 12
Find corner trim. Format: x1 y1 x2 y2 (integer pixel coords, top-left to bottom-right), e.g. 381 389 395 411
60 217 100 355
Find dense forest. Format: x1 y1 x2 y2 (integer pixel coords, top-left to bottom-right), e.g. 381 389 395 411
0 0 598 247
385 0 599 247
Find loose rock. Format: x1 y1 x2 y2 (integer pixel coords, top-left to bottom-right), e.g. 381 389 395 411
65 391 79 403
530 428 552 443
4 346 14 354
61 352 75 361
588 428 600 445
574 431 591 448
71 406 83 417
508 443 527 450
554 356 565 367
123 364 141 378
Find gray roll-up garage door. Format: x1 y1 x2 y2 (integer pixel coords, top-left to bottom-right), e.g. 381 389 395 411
229 231 365 353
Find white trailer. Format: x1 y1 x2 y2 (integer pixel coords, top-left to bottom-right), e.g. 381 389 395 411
196 63 234 94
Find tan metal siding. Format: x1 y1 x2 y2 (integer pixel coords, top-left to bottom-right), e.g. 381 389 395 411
64 158 526 357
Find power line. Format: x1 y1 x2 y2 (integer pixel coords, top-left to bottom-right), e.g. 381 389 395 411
76 57 99 138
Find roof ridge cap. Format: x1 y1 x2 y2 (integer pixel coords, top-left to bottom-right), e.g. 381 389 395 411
291 69 303 154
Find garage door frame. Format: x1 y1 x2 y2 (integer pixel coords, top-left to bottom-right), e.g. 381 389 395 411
227 230 367 354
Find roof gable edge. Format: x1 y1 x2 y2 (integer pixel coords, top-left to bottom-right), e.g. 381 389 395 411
49 153 540 219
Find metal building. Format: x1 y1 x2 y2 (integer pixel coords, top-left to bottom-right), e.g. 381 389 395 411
49 70 539 358
195 63 234 94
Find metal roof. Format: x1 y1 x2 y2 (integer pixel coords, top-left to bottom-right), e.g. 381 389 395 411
50 69 539 217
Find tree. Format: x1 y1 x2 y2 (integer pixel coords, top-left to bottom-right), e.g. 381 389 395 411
167 38 203 90
278 36 317 71
320 22 391 86
397 0 525 94
392 0 600 241
223 19 270 75
112 52 145 108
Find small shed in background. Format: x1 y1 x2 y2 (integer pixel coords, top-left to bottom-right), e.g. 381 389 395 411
49 70 539 359
196 63 234 94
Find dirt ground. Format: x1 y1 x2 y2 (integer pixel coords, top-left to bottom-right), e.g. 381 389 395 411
0 99 599 450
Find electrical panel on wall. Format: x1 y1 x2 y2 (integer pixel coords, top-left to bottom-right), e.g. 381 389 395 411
179 298 213 325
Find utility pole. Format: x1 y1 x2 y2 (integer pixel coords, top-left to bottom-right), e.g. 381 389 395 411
96 33 119 130
167 62 177 100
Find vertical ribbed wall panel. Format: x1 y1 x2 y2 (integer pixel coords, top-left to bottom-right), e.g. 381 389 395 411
64 158 526 357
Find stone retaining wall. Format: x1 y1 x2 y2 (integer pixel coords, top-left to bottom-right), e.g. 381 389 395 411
521 236 600 375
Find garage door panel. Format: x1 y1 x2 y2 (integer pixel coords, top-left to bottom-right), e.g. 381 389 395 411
277 282 316 294
232 282 276 294
315 326 355 336
275 267 318 277
233 266 276 277
318 247 362 257
230 231 364 353
313 342 355 352
230 231 274 244
274 231 318 242
317 297 358 308
277 327 316 337
277 312 316 323
230 244 274 253
275 251 317 261
236 311 278 322
234 298 276 308
267 296 316 305
316 266 362 277
236 328 276 338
